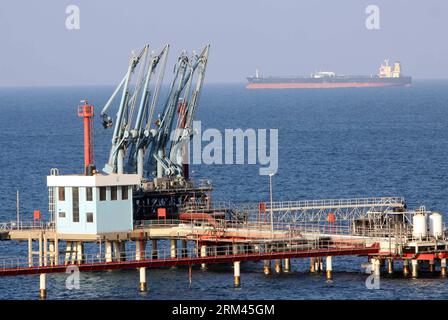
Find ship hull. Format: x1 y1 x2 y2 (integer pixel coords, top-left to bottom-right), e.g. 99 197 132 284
246 82 411 89
246 76 412 89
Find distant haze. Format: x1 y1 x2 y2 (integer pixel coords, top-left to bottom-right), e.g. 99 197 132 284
0 0 447 86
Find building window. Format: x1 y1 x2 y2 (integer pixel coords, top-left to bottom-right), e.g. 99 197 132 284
100 187 107 201
58 187 65 201
111 186 117 201
86 212 94 223
86 187 93 201
72 187 79 223
58 212 66 218
121 186 128 200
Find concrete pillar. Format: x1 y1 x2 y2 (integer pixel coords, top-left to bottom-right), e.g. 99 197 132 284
43 234 48 266
105 241 113 263
136 240 146 261
70 241 76 264
120 242 126 261
315 258 320 273
411 259 418 278
319 257 324 272
28 235 33 267
403 259 410 276
234 261 241 287
429 260 435 273
38 233 43 267
181 239 188 257
310 258 316 273
372 258 381 277
284 258 290 273
326 256 333 280
274 259 282 273
387 258 394 274
39 273 46 299
441 258 447 277
48 241 54 266
139 267 147 292
113 241 120 262
200 245 207 269
170 239 177 259
151 240 158 259
76 242 84 264
263 260 271 275
64 241 72 265
54 236 59 266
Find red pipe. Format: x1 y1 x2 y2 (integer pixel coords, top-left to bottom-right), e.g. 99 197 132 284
78 100 95 175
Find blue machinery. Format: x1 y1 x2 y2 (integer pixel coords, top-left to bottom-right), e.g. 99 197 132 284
101 44 209 180
100 44 212 219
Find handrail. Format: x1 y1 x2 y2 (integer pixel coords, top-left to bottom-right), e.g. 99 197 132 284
267 197 405 211
0 220 55 231
0 239 377 273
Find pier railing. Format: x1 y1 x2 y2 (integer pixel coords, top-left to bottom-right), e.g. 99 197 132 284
0 239 378 275
134 217 415 242
267 197 405 211
0 220 54 231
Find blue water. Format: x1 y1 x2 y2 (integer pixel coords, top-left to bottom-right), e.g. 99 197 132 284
1 81 448 299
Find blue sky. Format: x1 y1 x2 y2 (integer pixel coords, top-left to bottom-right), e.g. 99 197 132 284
0 0 446 86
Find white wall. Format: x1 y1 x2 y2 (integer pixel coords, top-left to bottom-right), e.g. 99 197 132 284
95 187 133 233
55 186 97 234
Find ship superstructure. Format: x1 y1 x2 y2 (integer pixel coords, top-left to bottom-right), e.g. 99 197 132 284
246 59 412 89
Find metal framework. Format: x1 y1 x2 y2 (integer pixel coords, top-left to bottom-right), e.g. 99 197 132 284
259 197 406 223
100 43 210 181
0 241 379 276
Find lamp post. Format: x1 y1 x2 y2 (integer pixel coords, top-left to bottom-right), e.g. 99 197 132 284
16 189 20 230
269 173 274 237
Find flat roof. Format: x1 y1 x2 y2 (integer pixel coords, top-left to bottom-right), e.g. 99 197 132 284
47 173 141 187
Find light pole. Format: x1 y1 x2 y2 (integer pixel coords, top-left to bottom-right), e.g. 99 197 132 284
16 189 20 230
269 173 274 237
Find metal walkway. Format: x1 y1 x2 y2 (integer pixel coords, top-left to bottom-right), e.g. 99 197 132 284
0 241 379 276
264 197 405 223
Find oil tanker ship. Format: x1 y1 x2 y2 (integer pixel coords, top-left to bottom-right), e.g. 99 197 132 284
246 59 411 89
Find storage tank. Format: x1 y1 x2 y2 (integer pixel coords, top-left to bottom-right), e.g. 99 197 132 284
412 213 427 239
429 212 443 239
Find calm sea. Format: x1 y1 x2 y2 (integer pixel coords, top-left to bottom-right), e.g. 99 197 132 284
0 81 448 299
